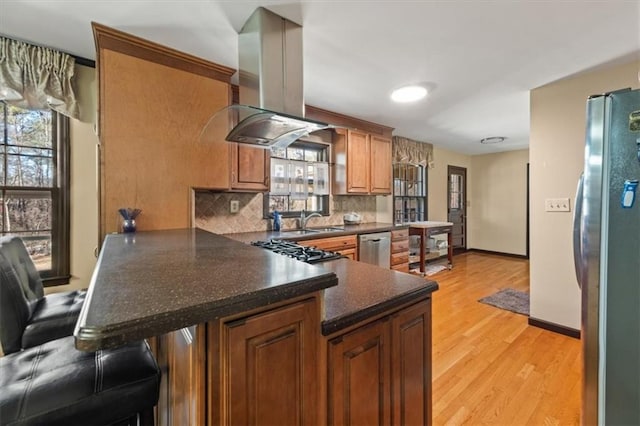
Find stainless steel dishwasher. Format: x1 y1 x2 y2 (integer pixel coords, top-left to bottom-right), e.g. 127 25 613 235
358 232 391 269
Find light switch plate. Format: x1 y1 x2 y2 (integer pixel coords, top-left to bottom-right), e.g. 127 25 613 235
230 200 240 214
545 197 571 212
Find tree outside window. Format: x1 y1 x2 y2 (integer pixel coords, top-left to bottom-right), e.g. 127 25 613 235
1 102 70 285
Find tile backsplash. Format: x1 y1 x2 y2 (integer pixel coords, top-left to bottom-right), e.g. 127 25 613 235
194 192 378 234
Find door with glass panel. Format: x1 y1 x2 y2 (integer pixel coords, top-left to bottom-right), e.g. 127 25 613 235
447 166 466 252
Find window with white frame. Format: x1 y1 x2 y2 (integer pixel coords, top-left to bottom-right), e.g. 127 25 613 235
265 142 330 218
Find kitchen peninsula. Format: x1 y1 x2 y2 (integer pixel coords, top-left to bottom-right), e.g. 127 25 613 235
75 228 438 425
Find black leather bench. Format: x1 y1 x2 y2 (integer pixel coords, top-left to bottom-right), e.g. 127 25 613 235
0 335 160 426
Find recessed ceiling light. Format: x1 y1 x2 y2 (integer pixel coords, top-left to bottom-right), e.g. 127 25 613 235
480 136 507 144
391 85 428 103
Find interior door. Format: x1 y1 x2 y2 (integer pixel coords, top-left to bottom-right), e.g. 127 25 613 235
447 166 467 252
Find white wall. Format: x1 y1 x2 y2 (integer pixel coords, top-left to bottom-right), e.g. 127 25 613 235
469 149 529 255
46 64 99 293
529 59 640 329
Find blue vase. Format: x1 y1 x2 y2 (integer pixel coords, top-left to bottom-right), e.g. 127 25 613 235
122 219 137 233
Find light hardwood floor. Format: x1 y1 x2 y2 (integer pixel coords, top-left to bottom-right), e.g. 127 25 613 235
428 252 581 425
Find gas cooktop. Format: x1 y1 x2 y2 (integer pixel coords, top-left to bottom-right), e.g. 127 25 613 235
251 239 345 264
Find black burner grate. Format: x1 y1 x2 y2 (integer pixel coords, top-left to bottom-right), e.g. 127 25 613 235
251 239 344 264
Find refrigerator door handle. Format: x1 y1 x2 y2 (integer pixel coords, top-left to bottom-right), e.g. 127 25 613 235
573 172 585 289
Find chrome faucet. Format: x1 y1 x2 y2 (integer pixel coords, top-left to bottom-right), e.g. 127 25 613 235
299 210 322 230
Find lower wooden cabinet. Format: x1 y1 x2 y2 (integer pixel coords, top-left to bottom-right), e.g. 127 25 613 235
391 229 410 272
328 319 391 425
209 297 320 426
155 295 432 426
391 300 432 426
154 325 206 426
327 299 432 426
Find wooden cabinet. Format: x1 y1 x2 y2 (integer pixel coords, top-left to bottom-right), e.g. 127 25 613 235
390 300 432 426
299 235 358 260
327 299 432 426
345 129 370 193
328 319 391 425
370 135 393 194
391 228 410 272
155 326 206 426
333 129 392 195
209 297 320 426
230 143 270 191
93 24 235 239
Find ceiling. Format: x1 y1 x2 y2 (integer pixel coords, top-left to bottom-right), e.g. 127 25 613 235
2 1 639 155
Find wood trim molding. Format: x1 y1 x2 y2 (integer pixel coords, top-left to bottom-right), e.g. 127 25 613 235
528 317 581 339
92 22 236 83
306 105 394 138
467 248 528 260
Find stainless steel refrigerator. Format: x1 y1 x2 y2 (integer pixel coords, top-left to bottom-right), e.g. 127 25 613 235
573 88 640 426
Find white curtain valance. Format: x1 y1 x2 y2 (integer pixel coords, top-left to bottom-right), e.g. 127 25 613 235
0 37 79 119
392 136 434 168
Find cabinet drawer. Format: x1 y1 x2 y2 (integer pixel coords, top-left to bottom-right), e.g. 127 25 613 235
391 239 409 253
391 263 410 273
338 248 357 261
300 235 357 252
391 252 409 266
391 229 409 241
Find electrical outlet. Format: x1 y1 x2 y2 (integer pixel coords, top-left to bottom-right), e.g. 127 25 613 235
545 197 571 212
230 200 240 214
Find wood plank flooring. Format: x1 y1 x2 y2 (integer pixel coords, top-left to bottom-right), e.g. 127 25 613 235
427 252 581 425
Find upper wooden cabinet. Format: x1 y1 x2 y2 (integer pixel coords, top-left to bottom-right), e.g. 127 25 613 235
230 143 270 191
93 23 235 239
332 128 392 195
370 135 393 194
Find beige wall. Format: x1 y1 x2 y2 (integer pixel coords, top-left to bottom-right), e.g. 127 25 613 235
428 145 472 223
529 59 639 329
469 149 529 255
47 64 99 293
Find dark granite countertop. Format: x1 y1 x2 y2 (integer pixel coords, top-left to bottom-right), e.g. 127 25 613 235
225 222 407 244
74 228 338 351
319 259 438 335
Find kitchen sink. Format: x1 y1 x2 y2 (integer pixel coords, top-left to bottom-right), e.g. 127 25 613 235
278 229 320 236
279 227 344 236
308 227 345 233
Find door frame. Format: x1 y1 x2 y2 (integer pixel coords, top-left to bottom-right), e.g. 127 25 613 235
447 165 467 253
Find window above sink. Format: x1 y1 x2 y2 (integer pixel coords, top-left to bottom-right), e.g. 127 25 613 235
264 140 330 219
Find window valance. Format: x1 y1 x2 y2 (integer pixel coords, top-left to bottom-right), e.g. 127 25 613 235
0 37 79 119
392 136 434 168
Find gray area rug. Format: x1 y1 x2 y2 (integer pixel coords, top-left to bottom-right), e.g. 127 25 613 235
478 288 529 316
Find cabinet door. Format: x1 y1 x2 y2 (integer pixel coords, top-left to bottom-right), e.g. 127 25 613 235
370 135 392 194
390 300 432 426
346 130 370 193
155 326 205 426
224 298 319 425
231 143 270 191
328 319 391 425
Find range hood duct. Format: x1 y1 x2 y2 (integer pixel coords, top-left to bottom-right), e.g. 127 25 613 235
201 7 334 149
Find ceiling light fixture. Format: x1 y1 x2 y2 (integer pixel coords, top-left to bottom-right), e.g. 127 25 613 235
391 85 428 103
480 136 506 144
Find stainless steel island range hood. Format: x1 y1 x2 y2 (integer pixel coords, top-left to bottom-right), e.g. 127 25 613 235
201 7 334 149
